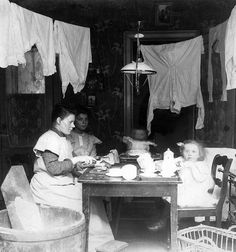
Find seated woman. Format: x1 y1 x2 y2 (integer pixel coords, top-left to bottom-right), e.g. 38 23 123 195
148 140 217 231
30 104 114 251
68 107 101 157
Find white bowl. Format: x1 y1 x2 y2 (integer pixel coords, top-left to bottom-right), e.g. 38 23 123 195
121 164 137 180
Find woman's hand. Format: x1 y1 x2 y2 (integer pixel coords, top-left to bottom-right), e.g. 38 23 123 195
78 155 96 164
71 156 96 165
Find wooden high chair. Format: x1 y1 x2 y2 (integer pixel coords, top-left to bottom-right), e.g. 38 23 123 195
178 154 233 228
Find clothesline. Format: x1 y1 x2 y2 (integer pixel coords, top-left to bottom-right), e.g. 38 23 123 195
0 0 92 96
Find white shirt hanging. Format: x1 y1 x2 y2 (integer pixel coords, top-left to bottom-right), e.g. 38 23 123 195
12 4 56 76
0 0 26 67
54 21 92 96
141 36 205 134
225 5 236 90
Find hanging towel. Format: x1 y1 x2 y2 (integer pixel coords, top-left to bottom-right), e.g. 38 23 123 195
0 0 26 67
141 36 204 134
54 21 92 96
12 4 56 76
225 5 236 90
10 3 33 54
208 20 228 102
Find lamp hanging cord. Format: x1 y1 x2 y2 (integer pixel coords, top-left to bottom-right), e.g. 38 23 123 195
135 21 141 94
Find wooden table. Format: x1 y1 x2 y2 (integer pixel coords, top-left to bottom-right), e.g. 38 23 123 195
77 166 182 251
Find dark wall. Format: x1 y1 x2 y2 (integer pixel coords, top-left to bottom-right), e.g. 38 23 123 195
1 0 236 178
68 0 236 154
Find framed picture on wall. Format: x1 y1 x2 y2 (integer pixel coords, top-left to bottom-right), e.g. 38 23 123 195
87 95 96 107
155 1 173 26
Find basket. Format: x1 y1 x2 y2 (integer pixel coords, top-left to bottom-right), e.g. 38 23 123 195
177 224 236 252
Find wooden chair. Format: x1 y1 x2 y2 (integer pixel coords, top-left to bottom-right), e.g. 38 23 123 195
178 154 233 228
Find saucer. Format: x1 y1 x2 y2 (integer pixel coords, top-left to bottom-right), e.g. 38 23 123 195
159 172 176 178
106 172 122 177
140 172 159 178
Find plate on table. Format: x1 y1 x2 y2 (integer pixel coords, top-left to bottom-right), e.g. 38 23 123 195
106 168 122 177
140 172 160 178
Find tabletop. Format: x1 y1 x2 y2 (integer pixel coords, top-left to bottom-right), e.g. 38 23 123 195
77 163 182 184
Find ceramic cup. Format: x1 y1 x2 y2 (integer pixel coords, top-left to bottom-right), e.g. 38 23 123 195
121 164 137 180
143 160 156 174
137 153 155 174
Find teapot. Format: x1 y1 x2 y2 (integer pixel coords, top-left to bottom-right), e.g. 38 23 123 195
160 148 176 177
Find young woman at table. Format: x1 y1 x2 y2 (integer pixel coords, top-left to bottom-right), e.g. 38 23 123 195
68 106 101 157
30 103 114 251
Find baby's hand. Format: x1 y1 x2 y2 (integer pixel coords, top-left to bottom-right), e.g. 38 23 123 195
174 157 183 168
178 166 192 179
146 141 157 147
182 160 195 168
175 160 183 168
122 136 131 143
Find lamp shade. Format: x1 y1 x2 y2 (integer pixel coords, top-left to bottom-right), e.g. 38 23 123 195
121 61 156 75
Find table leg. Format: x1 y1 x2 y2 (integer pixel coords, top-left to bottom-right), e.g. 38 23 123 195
170 186 178 251
82 185 90 252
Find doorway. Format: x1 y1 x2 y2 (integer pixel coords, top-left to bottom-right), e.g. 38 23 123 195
123 30 199 152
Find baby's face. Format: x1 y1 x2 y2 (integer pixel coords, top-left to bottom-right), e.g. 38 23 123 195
183 143 200 161
132 129 147 140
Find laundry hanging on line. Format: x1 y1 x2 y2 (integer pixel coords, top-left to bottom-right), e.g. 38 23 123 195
141 36 204 134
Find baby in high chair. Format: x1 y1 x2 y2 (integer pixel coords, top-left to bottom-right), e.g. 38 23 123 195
122 128 157 155
147 139 218 231
175 140 217 207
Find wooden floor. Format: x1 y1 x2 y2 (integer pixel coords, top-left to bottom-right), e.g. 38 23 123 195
110 198 232 251
0 198 232 251
110 198 172 251
116 220 169 251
